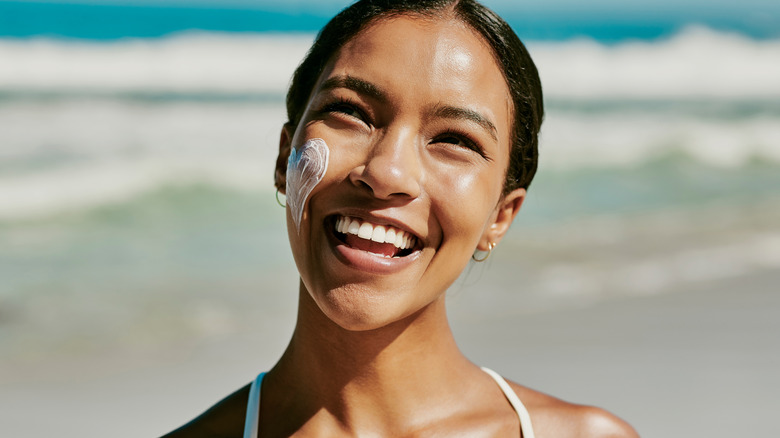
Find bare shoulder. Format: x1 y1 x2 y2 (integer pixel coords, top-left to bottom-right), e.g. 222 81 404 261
160 383 251 438
507 381 639 438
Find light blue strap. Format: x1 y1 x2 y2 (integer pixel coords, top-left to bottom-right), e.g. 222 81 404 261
243 372 266 438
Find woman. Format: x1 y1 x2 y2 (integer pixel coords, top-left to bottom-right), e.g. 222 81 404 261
165 1 638 436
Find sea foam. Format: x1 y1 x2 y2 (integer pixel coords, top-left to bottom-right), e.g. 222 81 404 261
0 32 313 94
531 25 780 100
1 26 779 98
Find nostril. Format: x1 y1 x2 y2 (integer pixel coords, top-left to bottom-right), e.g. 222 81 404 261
355 179 373 194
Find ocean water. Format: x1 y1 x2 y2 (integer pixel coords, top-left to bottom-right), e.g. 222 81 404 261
1 3 780 368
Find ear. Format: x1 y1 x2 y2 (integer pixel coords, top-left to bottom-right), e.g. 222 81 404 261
275 123 295 193
477 188 526 251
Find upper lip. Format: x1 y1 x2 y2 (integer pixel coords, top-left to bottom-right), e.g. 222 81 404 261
328 209 424 246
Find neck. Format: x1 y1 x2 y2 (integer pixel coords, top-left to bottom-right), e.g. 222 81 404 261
262 282 477 436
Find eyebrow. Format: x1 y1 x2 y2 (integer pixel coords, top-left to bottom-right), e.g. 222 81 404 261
318 75 498 142
433 105 498 142
318 75 388 103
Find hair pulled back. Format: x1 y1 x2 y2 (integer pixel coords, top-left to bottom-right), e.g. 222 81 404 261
285 0 543 192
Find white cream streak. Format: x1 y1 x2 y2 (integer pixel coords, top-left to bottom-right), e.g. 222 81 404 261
285 138 330 232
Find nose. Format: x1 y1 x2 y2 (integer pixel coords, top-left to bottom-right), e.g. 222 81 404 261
349 127 422 200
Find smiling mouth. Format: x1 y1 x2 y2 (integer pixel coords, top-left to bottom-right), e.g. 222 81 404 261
332 215 418 258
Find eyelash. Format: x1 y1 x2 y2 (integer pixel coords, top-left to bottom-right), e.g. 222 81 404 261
320 98 368 123
436 130 490 160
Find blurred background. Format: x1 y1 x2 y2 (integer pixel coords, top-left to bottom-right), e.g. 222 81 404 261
1 0 779 436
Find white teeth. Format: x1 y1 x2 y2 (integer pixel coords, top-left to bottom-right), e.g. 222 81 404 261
347 219 360 235
385 228 396 245
335 216 416 251
395 232 404 249
358 222 373 239
371 225 386 243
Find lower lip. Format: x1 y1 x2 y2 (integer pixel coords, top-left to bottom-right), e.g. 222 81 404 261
325 224 420 275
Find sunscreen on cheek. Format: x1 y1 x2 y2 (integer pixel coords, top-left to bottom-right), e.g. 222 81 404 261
285 138 330 232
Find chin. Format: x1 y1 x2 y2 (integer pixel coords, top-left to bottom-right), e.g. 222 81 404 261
314 286 419 333
331 316 390 332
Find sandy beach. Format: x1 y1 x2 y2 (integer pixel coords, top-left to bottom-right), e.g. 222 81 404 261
1 265 777 437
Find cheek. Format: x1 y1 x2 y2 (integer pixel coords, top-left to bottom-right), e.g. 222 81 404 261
450 171 479 194
286 138 330 232
439 159 496 205
449 172 480 213
428 165 497 241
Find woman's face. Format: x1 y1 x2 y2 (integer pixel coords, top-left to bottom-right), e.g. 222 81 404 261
279 15 525 331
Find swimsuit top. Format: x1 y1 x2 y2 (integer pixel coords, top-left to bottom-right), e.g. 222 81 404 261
243 367 535 438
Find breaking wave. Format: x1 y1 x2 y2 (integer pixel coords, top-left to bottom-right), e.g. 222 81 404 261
1 27 779 220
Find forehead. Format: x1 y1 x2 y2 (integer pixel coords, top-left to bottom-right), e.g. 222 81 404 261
316 15 512 136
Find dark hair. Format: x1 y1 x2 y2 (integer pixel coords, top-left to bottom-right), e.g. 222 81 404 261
285 0 543 192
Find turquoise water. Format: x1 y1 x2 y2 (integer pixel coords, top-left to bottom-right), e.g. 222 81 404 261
2 0 778 40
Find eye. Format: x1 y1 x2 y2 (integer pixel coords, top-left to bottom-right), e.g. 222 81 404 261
434 131 489 160
321 98 368 123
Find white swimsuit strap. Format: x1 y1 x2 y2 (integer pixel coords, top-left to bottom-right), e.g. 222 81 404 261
243 372 265 438
481 367 536 438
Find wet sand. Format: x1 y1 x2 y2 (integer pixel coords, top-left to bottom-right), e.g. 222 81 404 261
1 268 778 437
